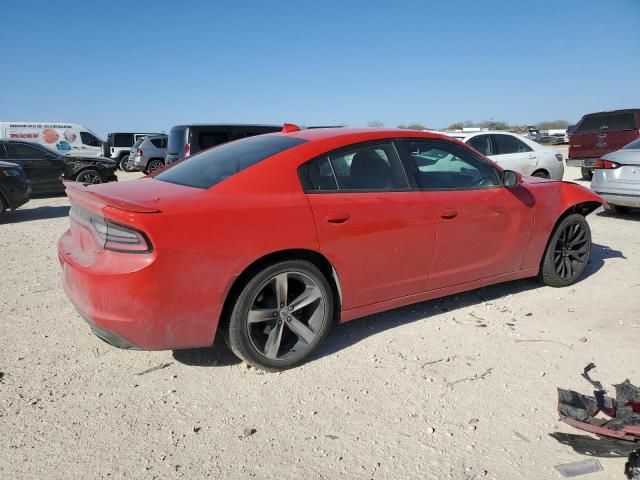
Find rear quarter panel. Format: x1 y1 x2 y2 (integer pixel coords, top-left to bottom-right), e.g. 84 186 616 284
521 180 602 269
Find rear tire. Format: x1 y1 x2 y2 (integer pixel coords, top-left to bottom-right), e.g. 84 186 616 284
227 260 333 371
581 167 593 181
75 169 103 184
120 155 136 172
0 195 7 221
147 159 164 173
539 213 591 287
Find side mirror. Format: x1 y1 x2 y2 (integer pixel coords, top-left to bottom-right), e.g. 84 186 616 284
503 170 522 188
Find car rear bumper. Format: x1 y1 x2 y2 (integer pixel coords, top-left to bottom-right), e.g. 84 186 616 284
567 158 596 168
592 191 640 208
58 229 240 350
132 156 148 170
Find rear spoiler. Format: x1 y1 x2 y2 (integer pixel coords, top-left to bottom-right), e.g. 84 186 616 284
64 181 161 213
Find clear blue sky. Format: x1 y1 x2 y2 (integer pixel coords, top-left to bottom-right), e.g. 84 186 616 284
1 0 638 138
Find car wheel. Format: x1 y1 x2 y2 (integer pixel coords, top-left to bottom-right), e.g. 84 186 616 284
0 196 6 221
531 170 549 179
607 204 631 215
539 213 591 287
581 167 593 181
75 169 103 185
120 155 136 172
227 260 334 371
147 159 164 173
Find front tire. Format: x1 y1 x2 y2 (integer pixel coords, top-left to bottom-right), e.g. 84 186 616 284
0 196 7 221
75 169 103 185
227 260 334 371
539 213 591 287
120 155 136 172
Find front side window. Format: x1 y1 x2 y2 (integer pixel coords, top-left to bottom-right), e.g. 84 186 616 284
466 135 493 156
303 143 408 192
81 132 102 147
155 135 307 189
398 140 501 190
493 134 531 155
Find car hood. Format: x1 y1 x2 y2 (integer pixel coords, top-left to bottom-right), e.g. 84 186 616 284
603 149 640 165
65 155 117 166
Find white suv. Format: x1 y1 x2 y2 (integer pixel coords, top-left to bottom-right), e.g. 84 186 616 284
106 132 161 171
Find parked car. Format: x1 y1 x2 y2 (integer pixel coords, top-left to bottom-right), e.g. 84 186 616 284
165 124 281 165
106 132 161 172
0 122 104 157
130 135 168 173
537 134 565 146
446 131 564 179
0 140 117 194
591 138 640 214
567 109 640 180
58 126 602 371
0 161 31 220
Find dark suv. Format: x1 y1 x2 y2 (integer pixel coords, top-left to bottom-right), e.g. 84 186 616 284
0 161 30 220
0 140 117 194
165 124 281 165
568 109 640 179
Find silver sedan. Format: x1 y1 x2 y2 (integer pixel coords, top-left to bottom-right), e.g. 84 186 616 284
591 138 640 213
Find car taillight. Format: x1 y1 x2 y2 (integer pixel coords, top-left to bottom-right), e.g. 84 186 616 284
555 153 563 161
183 143 190 158
70 205 152 253
593 159 620 169
136 148 143 157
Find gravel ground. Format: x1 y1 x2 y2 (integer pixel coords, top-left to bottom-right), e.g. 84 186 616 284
1 159 639 479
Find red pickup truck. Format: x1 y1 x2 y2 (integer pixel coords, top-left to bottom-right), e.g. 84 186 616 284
567 109 640 179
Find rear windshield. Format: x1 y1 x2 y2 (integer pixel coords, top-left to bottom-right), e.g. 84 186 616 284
168 127 187 154
624 138 640 150
131 138 144 149
155 135 307 189
575 112 637 134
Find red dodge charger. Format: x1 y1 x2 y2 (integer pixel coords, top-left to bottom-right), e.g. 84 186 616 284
58 126 602 370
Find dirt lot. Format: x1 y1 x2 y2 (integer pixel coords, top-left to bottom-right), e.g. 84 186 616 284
1 157 639 479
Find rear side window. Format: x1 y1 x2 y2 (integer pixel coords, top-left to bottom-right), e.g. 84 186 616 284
466 135 493 156
624 138 640 150
112 133 133 147
493 134 532 154
155 135 307 189
150 138 166 148
168 127 187 154
198 131 230 151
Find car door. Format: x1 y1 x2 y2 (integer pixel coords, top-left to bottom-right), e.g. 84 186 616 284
5 142 65 193
396 139 534 291
490 134 537 175
301 141 436 310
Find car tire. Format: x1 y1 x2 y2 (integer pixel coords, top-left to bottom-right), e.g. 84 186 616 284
147 159 164 173
581 167 593 181
120 155 136 172
0 195 7 221
539 213 591 288
75 169 104 185
531 170 549 179
227 260 334 371
607 204 631 215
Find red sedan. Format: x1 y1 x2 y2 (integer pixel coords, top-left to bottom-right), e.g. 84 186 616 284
58 126 602 370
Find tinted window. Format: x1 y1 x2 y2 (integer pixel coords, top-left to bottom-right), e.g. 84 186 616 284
198 131 229 150
112 133 133 147
493 134 531 154
0 143 7 160
575 113 637 133
80 132 102 147
168 127 187 154
624 138 640 150
306 157 338 191
466 135 493 156
155 135 307 189
329 143 408 190
150 138 165 148
399 140 500 190
608 113 636 131
229 130 247 141
6 143 49 159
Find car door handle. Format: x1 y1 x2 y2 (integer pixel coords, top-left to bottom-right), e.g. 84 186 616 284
325 212 350 224
440 210 458 220
528 154 536 159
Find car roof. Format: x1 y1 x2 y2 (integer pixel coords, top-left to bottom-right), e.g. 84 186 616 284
279 127 452 143
581 108 640 117
171 124 281 129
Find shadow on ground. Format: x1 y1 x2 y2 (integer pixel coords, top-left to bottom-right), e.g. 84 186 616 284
549 432 638 458
4 205 70 224
172 242 624 368
597 208 640 222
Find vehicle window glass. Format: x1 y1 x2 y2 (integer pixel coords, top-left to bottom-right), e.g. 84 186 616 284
399 140 501 190
199 132 229 150
493 134 531 154
229 130 247 141
0 143 7 160
327 143 408 191
466 135 493 156
607 113 636 131
80 132 102 147
624 138 640 150
168 127 187 154
306 157 339 191
574 113 636 134
155 135 307 189
112 133 133 147
6 143 48 159
150 138 163 148
131 139 144 149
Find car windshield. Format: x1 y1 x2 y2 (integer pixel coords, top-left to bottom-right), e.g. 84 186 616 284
623 138 640 150
155 135 307 189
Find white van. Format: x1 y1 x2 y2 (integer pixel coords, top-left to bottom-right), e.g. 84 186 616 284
0 122 104 157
